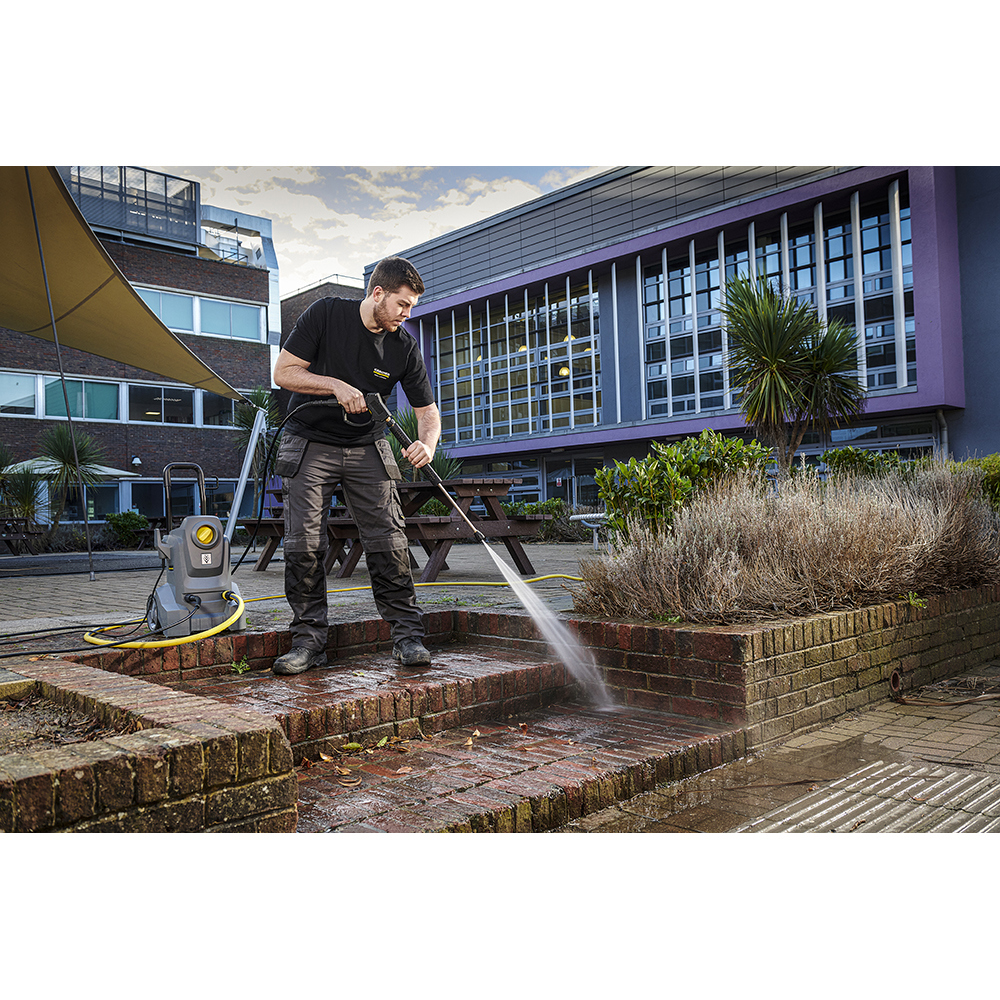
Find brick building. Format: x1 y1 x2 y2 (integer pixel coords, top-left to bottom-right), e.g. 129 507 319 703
275 275 365 418
0 166 278 524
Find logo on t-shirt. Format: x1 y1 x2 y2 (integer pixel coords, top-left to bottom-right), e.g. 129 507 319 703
373 367 390 380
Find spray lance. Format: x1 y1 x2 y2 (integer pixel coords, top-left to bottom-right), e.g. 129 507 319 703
364 392 487 543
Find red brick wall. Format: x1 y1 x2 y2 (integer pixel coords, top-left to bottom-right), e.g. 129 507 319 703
1 237 272 477
104 241 269 302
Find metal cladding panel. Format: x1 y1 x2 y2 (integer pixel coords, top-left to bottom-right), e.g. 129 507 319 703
722 165 781 202
401 165 851 302
629 167 679 228
672 167 727 220
489 218 522 251
590 176 639 239
490 242 523 273
776 166 834 188
519 206 558 268
459 232 492 279
553 195 596 254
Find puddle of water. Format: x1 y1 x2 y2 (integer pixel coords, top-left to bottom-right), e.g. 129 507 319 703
478 542 614 710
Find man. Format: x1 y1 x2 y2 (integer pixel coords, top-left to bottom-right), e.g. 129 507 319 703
271 256 441 675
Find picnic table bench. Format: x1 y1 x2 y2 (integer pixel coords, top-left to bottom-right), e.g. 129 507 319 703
238 478 551 581
0 517 44 555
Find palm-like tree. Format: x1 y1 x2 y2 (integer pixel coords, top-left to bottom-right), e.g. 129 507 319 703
36 424 108 543
722 275 867 473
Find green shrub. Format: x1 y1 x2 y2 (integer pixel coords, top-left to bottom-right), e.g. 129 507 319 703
104 510 150 549
956 454 1000 511
595 429 772 538
500 498 588 541
820 446 917 479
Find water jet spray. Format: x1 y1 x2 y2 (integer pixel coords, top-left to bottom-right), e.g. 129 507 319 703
365 393 613 709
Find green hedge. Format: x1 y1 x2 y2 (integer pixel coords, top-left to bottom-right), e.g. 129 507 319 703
594 429 772 538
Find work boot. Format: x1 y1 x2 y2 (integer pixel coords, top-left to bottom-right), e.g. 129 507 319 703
272 646 328 676
392 637 431 667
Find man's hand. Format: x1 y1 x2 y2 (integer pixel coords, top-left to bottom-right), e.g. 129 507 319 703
273 349 366 412
331 380 367 414
409 403 442 470
403 439 435 469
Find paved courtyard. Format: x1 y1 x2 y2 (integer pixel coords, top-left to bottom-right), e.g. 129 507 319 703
3 541 1000 833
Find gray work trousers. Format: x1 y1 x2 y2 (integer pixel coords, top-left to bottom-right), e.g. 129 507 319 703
280 437 423 652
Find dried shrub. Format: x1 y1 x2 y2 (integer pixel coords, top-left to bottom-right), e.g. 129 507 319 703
573 464 1000 624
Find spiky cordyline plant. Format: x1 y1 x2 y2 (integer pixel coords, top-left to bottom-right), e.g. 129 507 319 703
36 423 107 543
722 275 867 474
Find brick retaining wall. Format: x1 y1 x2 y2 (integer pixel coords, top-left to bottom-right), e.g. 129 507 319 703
459 585 1000 749
1 659 296 833
65 585 1000 756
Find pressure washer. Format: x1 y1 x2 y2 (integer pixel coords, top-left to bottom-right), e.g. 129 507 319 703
147 463 246 638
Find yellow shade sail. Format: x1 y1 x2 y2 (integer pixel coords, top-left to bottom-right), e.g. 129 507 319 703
0 165 246 402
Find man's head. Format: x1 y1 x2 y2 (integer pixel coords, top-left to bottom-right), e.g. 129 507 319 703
366 256 425 333
368 256 425 298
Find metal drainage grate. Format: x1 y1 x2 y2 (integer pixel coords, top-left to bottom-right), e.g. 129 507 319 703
737 761 1000 833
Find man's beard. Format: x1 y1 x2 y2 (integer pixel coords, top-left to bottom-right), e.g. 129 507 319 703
372 298 399 331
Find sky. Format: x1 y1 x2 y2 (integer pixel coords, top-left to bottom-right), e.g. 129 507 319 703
150 165 610 297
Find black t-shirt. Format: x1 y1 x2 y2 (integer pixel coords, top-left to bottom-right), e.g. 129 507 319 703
282 297 434 446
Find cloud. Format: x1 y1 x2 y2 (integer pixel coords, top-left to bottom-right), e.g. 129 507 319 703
155 165 608 294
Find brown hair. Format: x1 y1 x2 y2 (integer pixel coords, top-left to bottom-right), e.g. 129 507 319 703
368 256 425 296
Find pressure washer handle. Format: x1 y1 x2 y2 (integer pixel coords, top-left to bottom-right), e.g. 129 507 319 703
365 392 486 542
365 392 446 487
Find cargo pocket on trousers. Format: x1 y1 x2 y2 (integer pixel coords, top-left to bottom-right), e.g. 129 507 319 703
274 432 309 478
375 437 402 481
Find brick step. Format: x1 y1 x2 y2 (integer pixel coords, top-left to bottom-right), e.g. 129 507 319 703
294 701 746 832
163 642 586 764
163 646 748 832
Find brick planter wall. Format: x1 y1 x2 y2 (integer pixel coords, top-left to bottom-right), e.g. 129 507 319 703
455 586 1000 748
557 585 1000 748
1 659 296 833
63 585 1000 757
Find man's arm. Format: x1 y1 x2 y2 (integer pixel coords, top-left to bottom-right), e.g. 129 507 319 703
273 349 367 414
403 402 442 469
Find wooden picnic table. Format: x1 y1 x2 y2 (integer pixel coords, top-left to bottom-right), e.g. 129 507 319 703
0 517 44 555
238 478 551 581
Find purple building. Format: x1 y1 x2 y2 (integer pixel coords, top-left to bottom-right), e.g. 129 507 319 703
372 166 991 505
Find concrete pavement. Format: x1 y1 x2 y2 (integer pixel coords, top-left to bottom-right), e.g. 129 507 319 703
3 540 1000 832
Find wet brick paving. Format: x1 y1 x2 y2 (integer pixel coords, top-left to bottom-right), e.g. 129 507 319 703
163 649 741 833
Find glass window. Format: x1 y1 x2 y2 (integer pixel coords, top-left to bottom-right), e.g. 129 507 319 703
61 484 119 521
45 378 82 417
201 299 231 336
43 378 118 419
0 372 35 414
138 289 194 331
86 381 119 419
755 230 782 288
203 392 236 426
200 298 262 340
161 292 193 330
232 304 260 340
128 384 193 424
162 387 194 423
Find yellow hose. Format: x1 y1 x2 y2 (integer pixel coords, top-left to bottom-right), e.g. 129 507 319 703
83 592 246 649
242 573 584 604
81 574 582 649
